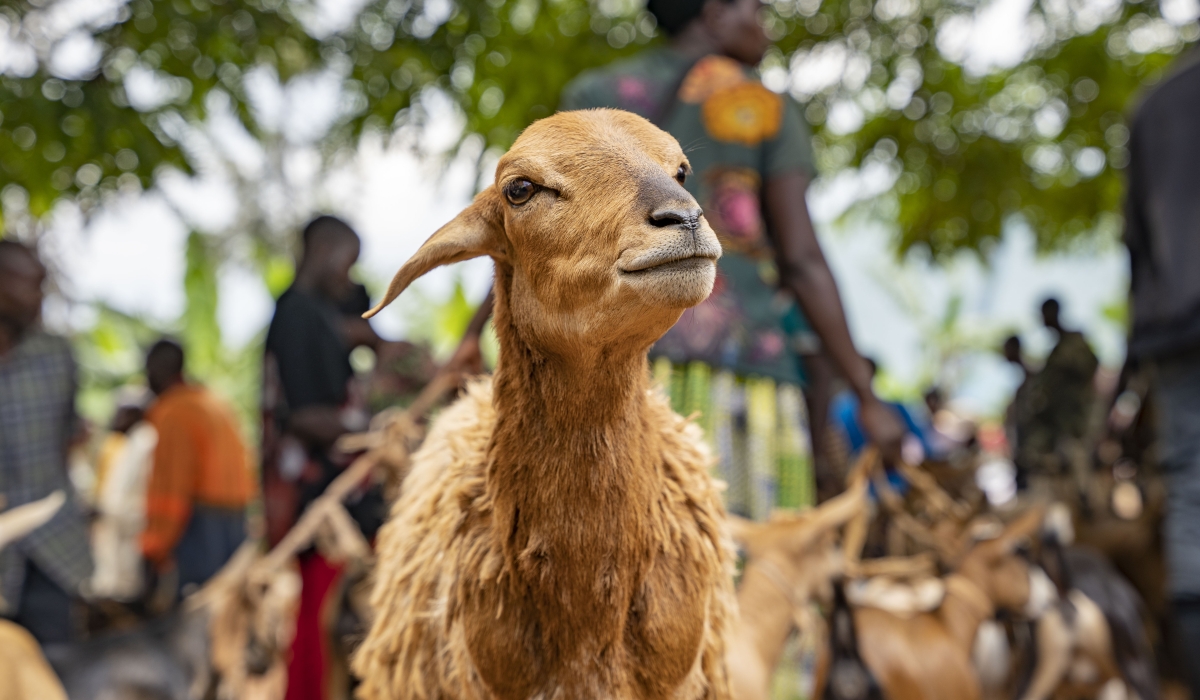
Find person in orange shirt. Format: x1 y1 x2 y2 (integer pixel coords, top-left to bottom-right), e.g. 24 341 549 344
140 339 254 598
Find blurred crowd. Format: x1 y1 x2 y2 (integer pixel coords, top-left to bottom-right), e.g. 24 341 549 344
0 217 444 697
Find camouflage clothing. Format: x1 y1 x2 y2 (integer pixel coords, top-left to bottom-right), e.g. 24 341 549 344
1016 331 1099 478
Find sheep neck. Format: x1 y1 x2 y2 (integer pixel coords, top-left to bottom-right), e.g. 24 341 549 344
486 270 661 605
734 560 799 681
939 573 994 649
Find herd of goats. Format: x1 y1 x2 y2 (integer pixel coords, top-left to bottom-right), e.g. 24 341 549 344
0 109 1173 700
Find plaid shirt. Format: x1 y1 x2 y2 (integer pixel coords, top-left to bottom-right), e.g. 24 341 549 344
0 331 93 612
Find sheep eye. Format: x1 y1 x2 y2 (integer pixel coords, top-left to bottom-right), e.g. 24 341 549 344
675 165 687 185
505 179 536 205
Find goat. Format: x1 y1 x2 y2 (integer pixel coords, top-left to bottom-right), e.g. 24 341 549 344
1018 518 1158 700
42 472 357 700
0 491 69 700
841 506 1047 700
725 481 868 700
352 108 734 700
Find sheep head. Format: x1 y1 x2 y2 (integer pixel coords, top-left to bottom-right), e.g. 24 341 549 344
366 109 722 352
729 480 867 605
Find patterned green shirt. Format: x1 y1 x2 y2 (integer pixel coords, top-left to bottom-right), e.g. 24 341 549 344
562 48 815 384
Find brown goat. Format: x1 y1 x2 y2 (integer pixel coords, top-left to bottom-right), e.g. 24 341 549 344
847 506 1046 700
352 109 734 700
725 482 868 700
1019 539 1158 700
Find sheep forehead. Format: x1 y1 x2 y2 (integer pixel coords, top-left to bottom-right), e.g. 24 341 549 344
497 109 685 189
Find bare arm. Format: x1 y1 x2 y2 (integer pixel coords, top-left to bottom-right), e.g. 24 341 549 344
293 290 497 450
765 171 904 459
342 316 387 353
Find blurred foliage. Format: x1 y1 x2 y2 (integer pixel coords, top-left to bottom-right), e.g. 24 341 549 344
400 277 499 364
0 0 1195 434
781 0 1196 257
1102 295 1128 330
72 305 161 424
71 299 264 441
0 0 1193 258
69 231 264 440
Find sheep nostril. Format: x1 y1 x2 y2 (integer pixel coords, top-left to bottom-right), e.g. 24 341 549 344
649 207 701 229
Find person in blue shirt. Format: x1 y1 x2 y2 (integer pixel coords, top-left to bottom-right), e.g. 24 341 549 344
830 359 933 459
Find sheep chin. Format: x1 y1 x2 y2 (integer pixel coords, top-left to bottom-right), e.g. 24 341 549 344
620 257 717 309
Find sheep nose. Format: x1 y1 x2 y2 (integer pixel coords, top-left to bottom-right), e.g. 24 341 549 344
649 206 701 231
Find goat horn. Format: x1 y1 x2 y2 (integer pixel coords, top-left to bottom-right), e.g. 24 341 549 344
0 491 65 551
998 502 1048 551
845 446 880 489
725 514 758 545
871 471 966 563
896 461 970 520
810 479 868 533
364 191 504 319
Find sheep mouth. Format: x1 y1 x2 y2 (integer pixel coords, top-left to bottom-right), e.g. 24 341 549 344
619 255 716 276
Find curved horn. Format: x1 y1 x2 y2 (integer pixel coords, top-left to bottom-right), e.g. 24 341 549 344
364 189 505 319
726 514 759 546
810 479 868 534
997 502 1047 552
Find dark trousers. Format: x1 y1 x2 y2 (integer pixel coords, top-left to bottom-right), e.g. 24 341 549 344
174 505 246 598
1157 354 1200 693
1157 356 1200 596
6 559 74 645
1174 599 1200 696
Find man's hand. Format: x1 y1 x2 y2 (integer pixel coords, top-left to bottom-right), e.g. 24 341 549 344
858 396 905 464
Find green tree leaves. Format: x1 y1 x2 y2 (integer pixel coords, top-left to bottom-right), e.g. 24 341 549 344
0 0 1195 257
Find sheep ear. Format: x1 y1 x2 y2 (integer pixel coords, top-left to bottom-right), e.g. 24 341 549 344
808 479 867 535
727 515 760 547
364 189 505 319
996 503 1046 553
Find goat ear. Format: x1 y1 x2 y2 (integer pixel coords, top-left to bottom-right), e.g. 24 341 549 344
364 188 506 319
727 515 761 547
809 479 868 535
997 503 1046 553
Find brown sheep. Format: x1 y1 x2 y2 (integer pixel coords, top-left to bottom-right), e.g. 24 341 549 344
352 108 734 700
725 481 868 700
848 506 1047 700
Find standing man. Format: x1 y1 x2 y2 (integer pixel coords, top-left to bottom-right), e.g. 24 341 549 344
1002 334 1036 488
561 0 902 515
1024 298 1098 496
0 240 92 644
140 339 254 598
1038 298 1100 437
263 216 393 700
262 217 391 550
1121 51 1200 692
